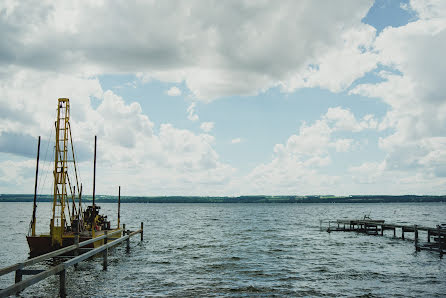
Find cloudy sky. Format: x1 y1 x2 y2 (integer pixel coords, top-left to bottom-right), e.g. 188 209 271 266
1 0 446 196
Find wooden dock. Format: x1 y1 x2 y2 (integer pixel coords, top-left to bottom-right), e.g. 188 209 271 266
0 223 143 297
324 219 445 256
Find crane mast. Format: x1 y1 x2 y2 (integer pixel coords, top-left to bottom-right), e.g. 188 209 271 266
51 98 71 246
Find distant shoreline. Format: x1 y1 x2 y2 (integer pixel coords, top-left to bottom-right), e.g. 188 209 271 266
1 194 446 203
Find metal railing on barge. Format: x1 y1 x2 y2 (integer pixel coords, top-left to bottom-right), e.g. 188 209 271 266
0 222 143 297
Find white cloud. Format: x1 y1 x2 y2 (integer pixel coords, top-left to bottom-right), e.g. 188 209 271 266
238 107 377 194
349 1 446 184
166 86 181 96
231 138 242 144
331 138 354 152
200 122 214 132
0 68 236 195
0 0 375 100
186 102 199 122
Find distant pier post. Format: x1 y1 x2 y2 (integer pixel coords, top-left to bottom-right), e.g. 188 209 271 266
414 225 419 252
438 225 443 258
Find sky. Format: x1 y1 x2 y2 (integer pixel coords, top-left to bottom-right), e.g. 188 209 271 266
1 0 446 196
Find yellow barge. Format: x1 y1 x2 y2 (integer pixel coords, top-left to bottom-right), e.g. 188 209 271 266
27 98 121 257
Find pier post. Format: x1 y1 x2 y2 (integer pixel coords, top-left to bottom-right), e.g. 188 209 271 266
438 225 443 258
14 269 22 284
103 231 108 270
414 225 419 252
393 227 396 237
402 227 405 240
380 224 384 236
59 269 66 297
141 222 143 241
427 230 430 242
74 232 79 269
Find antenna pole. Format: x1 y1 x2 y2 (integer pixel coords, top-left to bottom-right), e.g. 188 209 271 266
32 136 41 236
79 183 82 216
93 135 97 207
118 186 121 228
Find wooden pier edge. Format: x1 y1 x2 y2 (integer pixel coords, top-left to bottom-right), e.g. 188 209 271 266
0 222 144 297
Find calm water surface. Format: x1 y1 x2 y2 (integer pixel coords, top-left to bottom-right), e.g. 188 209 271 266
0 202 445 297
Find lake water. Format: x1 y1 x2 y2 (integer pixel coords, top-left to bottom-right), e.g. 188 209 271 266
1 202 445 297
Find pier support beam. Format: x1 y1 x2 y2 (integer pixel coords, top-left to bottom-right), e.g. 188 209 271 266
414 225 420 252
402 228 405 240
103 231 108 270
59 269 66 297
141 222 144 242
74 233 79 269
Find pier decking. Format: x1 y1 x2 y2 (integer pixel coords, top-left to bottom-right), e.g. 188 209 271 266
324 219 445 256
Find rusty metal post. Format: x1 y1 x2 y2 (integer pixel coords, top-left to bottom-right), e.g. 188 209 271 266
103 230 108 270
141 222 143 242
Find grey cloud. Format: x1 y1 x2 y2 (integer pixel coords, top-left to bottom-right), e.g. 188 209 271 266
0 132 39 158
0 0 374 99
0 131 92 162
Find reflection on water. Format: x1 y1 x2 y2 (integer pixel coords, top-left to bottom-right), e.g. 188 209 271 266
1 202 445 297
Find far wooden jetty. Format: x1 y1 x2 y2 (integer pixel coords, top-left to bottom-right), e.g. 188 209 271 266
323 218 446 257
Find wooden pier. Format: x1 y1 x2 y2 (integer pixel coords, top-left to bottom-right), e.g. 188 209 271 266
0 222 143 297
324 219 445 256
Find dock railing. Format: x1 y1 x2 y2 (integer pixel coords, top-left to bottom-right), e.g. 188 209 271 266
0 222 143 297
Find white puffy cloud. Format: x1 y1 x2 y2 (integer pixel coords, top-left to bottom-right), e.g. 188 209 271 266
349 0 446 184
231 138 242 144
239 107 376 194
200 122 214 132
0 0 375 100
0 68 235 195
166 86 181 96
186 103 199 121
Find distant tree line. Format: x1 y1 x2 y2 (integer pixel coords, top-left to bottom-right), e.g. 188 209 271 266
1 194 446 203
